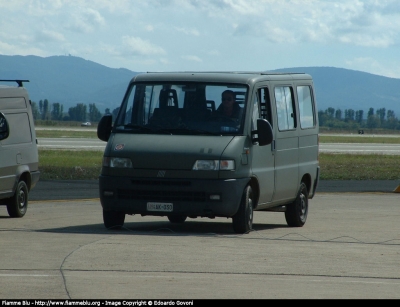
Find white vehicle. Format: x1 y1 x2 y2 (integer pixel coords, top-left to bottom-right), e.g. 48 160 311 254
0 80 40 217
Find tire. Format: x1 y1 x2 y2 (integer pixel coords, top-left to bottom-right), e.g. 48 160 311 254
285 182 308 227
7 180 29 218
103 210 125 229
232 185 254 234
168 215 187 223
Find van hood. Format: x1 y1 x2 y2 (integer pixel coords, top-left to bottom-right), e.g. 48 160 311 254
107 133 236 170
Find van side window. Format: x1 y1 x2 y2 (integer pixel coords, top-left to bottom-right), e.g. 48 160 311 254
253 88 273 127
297 85 315 129
251 92 260 130
253 88 273 130
274 86 296 131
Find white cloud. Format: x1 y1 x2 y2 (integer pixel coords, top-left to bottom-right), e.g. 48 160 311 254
174 27 200 36
0 40 48 56
339 34 394 48
145 25 155 32
181 55 202 62
346 56 400 79
66 8 105 33
118 36 166 57
35 29 66 43
1 0 400 77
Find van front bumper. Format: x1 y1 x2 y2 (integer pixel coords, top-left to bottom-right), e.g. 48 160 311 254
99 175 249 218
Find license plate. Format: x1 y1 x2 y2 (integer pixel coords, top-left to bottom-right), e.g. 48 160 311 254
147 202 173 212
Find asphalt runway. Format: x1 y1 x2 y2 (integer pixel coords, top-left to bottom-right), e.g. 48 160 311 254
29 179 400 201
1 193 399 299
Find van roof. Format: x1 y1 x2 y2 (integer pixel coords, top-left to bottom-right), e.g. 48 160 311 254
131 71 313 84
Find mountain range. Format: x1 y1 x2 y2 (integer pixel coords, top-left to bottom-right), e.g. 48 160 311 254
1 55 400 117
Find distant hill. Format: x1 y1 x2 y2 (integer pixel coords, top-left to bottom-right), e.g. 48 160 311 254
0 55 139 113
1 55 400 117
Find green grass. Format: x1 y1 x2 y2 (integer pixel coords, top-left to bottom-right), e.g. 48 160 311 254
36 129 97 138
39 150 103 180
35 127 400 144
320 135 400 144
36 125 400 180
38 150 400 181
319 154 400 180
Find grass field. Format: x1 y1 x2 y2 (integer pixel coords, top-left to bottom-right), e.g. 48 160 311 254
35 128 400 144
35 126 400 181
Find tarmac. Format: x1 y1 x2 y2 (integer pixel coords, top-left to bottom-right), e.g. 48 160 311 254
29 179 400 201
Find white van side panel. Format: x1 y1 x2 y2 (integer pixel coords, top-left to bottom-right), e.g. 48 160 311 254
0 93 38 195
1 112 32 145
1 97 27 109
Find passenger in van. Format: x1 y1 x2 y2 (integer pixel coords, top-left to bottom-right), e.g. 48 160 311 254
215 90 243 121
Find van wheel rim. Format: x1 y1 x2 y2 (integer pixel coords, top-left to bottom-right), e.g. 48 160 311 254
248 198 253 227
18 190 26 209
299 194 306 219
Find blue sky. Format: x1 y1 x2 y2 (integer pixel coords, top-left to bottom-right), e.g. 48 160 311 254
1 0 400 78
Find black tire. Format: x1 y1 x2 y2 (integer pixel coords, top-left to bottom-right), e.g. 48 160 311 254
232 185 254 234
168 215 187 223
103 210 125 229
285 182 308 227
7 180 29 218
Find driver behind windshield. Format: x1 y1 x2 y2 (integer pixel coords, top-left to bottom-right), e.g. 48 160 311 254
215 90 243 122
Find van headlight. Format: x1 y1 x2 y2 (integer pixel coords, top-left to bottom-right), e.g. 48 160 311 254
103 157 133 168
192 160 235 171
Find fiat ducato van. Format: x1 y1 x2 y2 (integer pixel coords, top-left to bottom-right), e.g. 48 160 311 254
97 71 319 234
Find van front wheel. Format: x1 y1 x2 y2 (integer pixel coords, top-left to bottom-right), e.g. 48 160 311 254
103 210 125 229
232 185 253 234
7 180 29 218
285 182 308 227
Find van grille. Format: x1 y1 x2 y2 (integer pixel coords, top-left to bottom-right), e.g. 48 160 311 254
131 179 191 186
118 189 206 202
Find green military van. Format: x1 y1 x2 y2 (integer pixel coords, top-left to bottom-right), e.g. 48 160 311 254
97 71 319 234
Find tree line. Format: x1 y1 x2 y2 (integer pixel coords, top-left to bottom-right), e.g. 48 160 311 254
318 107 400 130
31 99 104 122
31 99 400 131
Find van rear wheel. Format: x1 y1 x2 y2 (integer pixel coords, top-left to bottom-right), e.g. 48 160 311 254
103 210 125 229
7 180 28 218
232 185 253 234
285 182 308 227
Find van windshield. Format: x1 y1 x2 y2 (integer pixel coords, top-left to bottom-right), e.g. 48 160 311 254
114 83 247 135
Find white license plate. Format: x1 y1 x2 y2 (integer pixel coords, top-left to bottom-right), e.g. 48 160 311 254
147 202 173 212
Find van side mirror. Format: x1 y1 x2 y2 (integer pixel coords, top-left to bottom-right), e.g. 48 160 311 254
0 112 10 141
252 119 273 146
97 114 113 142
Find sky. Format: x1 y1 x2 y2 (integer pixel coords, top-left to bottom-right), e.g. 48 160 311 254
1 0 400 79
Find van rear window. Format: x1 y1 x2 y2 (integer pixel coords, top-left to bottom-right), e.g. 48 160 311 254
297 86 315 129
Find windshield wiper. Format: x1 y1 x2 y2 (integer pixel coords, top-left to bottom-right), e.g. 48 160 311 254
114 124 167 133
167 127 220 136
